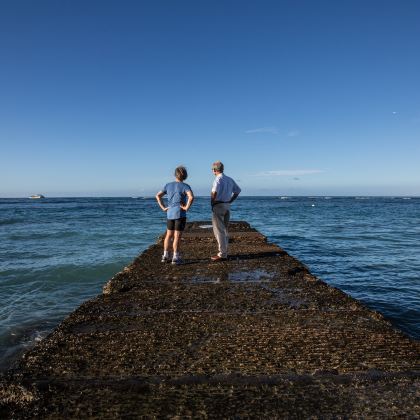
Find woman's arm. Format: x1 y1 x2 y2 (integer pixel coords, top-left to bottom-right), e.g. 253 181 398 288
181 190 194 211
155 191 168 212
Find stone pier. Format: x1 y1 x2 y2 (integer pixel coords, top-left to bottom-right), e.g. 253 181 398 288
1 221 419 418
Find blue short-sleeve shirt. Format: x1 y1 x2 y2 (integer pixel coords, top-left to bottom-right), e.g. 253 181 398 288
162 181 192 220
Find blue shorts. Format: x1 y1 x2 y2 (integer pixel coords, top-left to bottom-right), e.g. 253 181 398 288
167 217 186 231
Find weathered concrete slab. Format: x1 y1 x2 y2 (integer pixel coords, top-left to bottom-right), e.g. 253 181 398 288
1 221 419 418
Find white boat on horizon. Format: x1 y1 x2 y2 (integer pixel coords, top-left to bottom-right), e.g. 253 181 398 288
29 194 45 199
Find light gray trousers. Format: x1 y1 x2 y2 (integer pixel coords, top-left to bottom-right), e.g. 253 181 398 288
212 203 231 258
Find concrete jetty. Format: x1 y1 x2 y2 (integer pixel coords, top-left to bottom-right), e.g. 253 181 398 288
1 221 419 418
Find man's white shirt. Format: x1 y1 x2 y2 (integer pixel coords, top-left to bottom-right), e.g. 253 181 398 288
212 174 241 202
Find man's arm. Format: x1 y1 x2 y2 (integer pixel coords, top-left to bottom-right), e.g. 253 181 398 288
211 191 217 207
155 191 168 211
229 180 241 203
229 192 239 204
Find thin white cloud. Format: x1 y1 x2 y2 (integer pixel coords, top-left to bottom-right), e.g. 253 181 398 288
245 127 301 137
256 169 324 177
245 127 279 134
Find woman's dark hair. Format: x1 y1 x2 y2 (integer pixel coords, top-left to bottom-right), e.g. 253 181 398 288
175 166 188 181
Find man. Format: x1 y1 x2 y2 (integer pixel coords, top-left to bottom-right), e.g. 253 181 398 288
210 161 241 261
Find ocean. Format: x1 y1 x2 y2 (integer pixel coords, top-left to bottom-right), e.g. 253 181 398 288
1 196 419 370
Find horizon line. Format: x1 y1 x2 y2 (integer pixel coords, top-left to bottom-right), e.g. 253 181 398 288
1 195 419 199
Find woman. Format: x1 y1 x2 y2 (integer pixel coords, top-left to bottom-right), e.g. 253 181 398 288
156 166 194 265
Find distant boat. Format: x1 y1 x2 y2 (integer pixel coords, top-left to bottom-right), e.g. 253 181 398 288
29 194 45 199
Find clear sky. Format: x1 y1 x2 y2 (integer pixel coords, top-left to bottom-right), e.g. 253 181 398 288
1 0 419 197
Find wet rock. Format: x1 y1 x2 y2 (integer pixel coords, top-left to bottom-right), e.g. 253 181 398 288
1 221 419 418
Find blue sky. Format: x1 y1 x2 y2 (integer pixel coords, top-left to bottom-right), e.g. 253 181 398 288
1 0 419 197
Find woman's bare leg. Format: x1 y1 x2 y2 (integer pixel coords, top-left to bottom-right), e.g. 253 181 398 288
173 230 182 254
164 230 174 253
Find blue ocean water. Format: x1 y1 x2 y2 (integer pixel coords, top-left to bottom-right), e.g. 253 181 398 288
1 196 419 370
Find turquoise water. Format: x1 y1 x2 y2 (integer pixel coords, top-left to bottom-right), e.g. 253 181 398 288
1 196 419 369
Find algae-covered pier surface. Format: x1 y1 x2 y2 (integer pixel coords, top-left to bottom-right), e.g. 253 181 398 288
1 221 419 418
